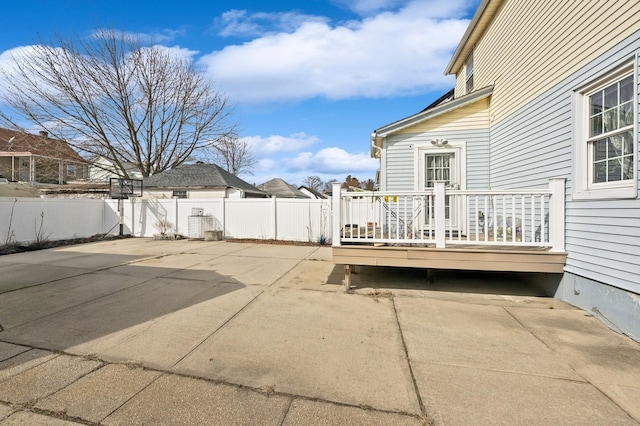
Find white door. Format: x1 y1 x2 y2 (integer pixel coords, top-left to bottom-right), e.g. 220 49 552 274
421 149 462 230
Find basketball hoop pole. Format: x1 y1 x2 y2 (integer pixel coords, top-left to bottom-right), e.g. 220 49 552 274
109 178 142 236
118 198 124 236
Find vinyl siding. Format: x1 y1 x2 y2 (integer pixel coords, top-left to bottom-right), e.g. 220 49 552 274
384 98 490 192
397 98 490 133
455 72 466 98
489 32 640 295
466 0 639 125
385 128 489 192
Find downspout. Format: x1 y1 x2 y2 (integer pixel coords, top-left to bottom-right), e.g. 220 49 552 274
370 132 383 190
370 132 382 159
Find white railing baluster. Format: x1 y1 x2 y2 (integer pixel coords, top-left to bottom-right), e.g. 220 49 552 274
403 195 408 239
335 185 558 248
520 195 525 243
540 195 545 243
511 195 516 243
500 195 506 243
484 195 488 242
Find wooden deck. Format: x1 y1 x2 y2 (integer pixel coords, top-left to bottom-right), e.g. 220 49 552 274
333 244 567 275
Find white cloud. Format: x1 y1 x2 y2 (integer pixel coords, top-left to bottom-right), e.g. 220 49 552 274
250 150 378 187
286 147 378 174
200 0 472 103
91 28 186 44
333 0 404 15
141 45 199 62
215 10 327 38
245 132 320 155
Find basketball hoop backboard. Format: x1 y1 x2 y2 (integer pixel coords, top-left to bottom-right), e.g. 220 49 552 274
110 178 143 199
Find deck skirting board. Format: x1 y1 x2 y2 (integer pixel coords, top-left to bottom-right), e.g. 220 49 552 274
333 246 567 274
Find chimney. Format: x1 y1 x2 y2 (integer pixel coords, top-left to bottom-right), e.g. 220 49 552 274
39 130 48 138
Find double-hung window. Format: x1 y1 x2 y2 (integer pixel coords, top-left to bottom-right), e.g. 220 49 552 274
465 52 474 94
575 61 637 199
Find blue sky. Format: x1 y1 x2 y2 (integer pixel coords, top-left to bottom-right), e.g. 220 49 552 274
0 0 480 186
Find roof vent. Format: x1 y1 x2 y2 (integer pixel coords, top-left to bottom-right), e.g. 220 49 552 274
39 131 48 138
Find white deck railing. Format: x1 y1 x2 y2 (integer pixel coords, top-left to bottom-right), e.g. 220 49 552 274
332 179 566 252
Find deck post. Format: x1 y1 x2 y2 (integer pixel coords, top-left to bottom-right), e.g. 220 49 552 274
434 181 446 248
332 182 342 247
343 264 351 291
549 178 566 253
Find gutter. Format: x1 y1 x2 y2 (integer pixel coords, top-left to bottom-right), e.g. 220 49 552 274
444 0 493 75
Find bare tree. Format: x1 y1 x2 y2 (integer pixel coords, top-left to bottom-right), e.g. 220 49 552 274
361 178 375 190
210 134 256 177
0 29 235 178
302 175 323 190
323 179 338 193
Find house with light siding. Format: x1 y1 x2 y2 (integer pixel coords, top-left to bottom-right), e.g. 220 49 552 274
337 0 640 341
143 163 267 199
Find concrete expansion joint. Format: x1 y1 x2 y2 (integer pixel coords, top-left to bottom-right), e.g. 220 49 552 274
1 344 426 424
170 290 265 368
0 275 161 334
99 371 164 424
268 257 308 288
501 306 638 421
390 296 428 419
24 405 98 426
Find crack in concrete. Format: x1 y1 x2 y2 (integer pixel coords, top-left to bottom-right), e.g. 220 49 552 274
278 397 295 426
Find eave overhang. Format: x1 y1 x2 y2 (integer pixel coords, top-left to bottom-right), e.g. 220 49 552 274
370 85 493 157
444 0 505 76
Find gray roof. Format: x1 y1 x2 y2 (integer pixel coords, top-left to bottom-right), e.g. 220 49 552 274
144 163 266 196
298 185 328 199
258 178 309 198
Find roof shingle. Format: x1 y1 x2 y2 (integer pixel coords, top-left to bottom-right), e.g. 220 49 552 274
143 163 265 196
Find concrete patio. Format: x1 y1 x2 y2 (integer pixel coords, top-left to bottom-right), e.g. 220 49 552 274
0 239 638 425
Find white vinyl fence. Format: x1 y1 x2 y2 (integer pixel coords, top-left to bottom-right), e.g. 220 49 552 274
0 197 119 244
122 197 332 242
1 197 333 245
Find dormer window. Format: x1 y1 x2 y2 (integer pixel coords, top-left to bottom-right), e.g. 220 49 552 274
465 52 474 94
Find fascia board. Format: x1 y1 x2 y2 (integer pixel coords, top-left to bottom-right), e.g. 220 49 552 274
373 85 493 138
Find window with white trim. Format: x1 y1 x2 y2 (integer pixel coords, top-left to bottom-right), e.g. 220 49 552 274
574 61 637 199
465 52 474 94
588 73 634 184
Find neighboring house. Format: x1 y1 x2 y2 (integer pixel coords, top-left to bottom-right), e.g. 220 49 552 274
0 128 88 184
143 163 267 199
89 156 143 182
363 0 640 339
258 178 309 198
298 185 328 199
